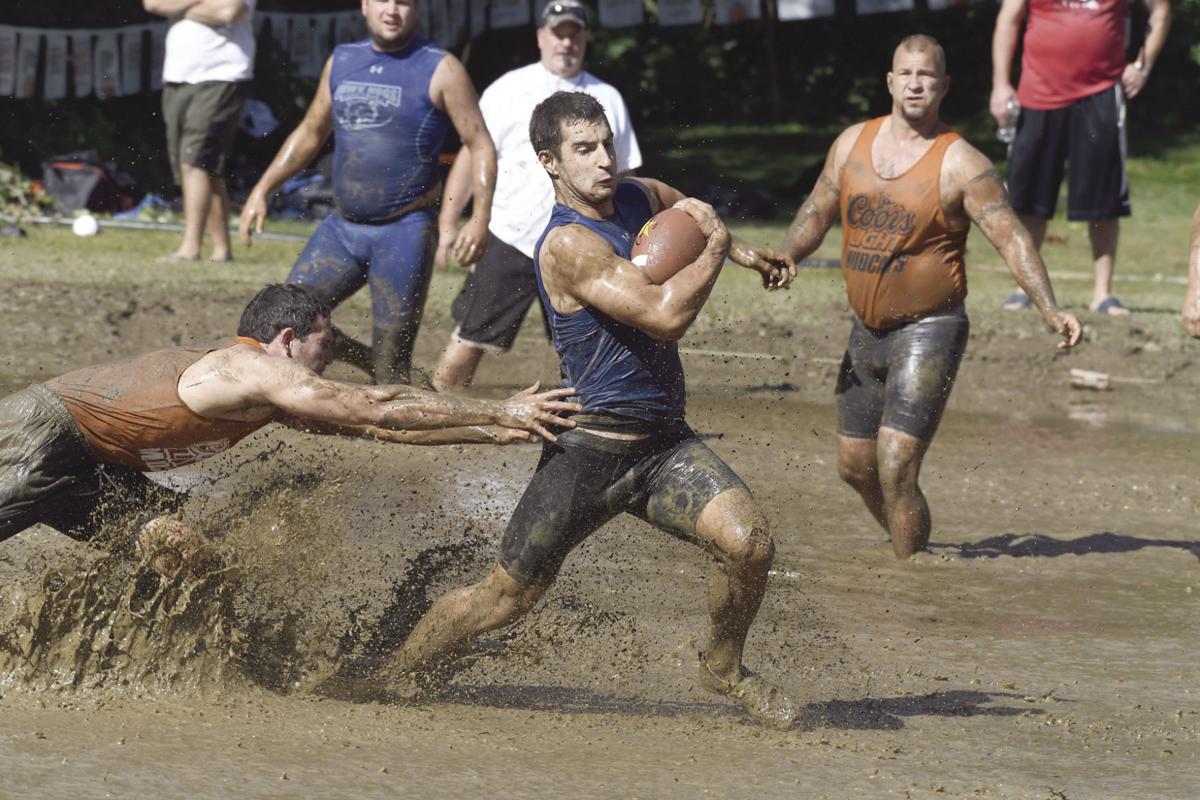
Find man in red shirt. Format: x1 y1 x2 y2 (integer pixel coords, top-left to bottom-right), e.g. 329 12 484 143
991 0 1171 316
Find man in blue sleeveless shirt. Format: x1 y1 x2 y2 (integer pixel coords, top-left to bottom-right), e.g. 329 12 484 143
391 92 799 728
238 0 496 383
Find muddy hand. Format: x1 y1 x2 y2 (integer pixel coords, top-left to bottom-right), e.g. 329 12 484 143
1183 297 1200 338
499 382 582 442
136 518 220 581
673 198 729 246
1044 308 1083 349
736 241 796 290
239 192 268 247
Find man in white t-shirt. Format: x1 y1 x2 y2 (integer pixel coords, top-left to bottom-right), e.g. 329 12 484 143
145 0 256 262
431 0 642 391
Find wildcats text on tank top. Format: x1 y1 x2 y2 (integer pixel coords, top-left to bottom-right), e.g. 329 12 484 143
533 182 686 424
45 338 272 472
329 36 450 223
839 117 968 331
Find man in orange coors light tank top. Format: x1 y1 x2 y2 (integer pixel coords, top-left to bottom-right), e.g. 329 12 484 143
0 283 580 577
781 35 1082 559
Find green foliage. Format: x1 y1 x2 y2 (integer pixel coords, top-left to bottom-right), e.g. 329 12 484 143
0 162 54 220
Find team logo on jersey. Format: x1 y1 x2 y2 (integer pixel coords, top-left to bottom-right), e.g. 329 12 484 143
139 440 231 471
843 193 916 275
333 81 403 130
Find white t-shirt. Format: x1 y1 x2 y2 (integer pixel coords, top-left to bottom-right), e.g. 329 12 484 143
162 0 256 84
479 62 642 258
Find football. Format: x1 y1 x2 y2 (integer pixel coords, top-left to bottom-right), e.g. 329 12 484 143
629 208 707 284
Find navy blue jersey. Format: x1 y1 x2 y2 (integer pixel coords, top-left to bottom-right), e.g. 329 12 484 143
533 181 686 423
329 36 450 223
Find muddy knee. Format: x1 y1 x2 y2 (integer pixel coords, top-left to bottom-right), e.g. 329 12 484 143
718 516 775 571
480 579 546 630
837 457 878 492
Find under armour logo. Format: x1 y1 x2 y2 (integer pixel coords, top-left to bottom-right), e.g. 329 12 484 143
369 65 383 74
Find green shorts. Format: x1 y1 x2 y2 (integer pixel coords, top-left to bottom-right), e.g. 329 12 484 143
162 79 249 183
0 385 185 545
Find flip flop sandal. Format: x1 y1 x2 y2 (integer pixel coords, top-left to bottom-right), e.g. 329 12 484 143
1095 296 1130 315
1002 292 1033 310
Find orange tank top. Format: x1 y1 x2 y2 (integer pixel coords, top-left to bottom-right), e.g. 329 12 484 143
45 337 272 472
839 117 969 330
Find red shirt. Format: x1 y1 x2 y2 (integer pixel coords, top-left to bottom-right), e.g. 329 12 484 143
1018 0 1127 110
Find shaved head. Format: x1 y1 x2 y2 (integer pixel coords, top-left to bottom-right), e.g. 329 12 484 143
895 34 946 77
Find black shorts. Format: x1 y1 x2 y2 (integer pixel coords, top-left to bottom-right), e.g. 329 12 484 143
0 385 185 545
836 305 969 442
1006 85 1131 221
499 424 747 586
450 232 549 352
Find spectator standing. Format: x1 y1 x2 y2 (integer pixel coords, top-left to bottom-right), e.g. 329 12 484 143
431 0 643 391
991 0 1171 316
145 0 256 262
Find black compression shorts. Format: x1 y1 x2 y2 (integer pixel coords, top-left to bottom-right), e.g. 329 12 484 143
835 305 969 442
499 423 746 586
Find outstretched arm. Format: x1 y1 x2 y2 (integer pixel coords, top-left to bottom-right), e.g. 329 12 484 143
955 148 1082 348
780 132 846 262
239 59 334 246
279 417 534 445
1182 203 1200 337
431 55 496 268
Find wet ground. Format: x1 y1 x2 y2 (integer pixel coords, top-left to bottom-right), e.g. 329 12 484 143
1 273 1199 798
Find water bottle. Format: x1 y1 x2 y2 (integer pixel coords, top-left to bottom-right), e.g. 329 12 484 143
997 98 1020 144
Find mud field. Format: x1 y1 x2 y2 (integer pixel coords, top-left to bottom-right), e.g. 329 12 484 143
1 229 1198 799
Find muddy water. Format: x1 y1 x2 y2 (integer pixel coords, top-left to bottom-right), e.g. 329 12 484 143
2 370 1197 799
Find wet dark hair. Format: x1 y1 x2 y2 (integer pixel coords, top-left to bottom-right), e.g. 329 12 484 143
529 91 609 159
237 283 330 343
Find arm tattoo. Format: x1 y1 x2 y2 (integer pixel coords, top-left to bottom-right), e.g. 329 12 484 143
818 173 838 194
975 200 1012 224
968 168 1001 185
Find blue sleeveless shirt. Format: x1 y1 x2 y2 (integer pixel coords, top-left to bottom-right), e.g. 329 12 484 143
533 182 687 424
329 36 450 223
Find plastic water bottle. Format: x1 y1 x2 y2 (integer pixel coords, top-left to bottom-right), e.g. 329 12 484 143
997 99 1020 144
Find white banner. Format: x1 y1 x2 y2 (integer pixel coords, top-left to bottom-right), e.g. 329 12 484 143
70 31 92 97
855 0 914 14
43 31 68 100
491 0 531 28
714 0 761 23
0 27 18 97
777 0 835 19
598 0 644 27
93 30 120 100
289 17 314 75
469 0 488 37
657 0 703 26
149 24 165 90
121 26 144 96
306 15 330 76
16 29 40 99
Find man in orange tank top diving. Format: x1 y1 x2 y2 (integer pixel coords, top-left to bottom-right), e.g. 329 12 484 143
780 35 1082 559
0 283 579 578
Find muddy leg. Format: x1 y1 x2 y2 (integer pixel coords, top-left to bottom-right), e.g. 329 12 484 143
837 434 889 532
875 426 932 559
392 562 546 676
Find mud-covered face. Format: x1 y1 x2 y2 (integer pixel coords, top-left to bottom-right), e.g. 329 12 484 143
290 315 335 375
362 0 420 51
887 46 949 125
537 21 587 78
543 119 617 205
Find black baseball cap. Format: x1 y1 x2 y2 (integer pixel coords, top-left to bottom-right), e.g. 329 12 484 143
542 0 588 29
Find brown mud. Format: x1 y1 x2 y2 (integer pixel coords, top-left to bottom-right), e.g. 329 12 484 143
1 283 1198 799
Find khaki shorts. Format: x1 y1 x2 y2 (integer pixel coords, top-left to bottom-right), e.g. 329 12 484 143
0 385 185 545
162 80 249 183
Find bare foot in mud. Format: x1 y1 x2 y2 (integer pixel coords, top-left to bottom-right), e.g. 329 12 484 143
699 654 796 730
907 549 962 565
135 518 221 581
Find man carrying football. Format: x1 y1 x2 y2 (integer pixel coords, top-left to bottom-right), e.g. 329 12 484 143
388 91 798 727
